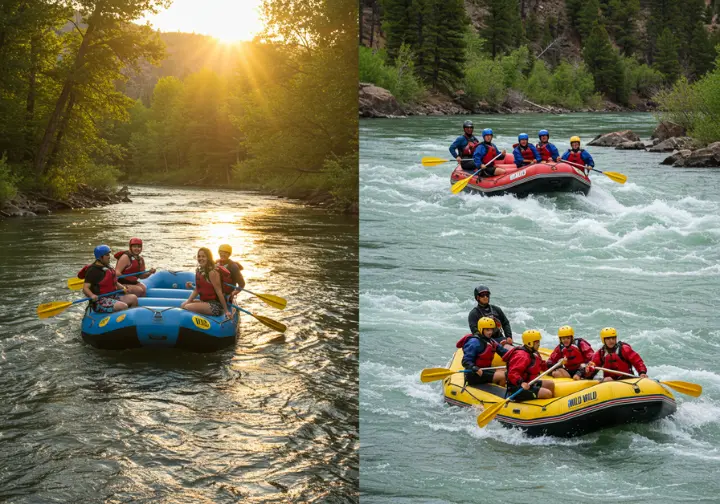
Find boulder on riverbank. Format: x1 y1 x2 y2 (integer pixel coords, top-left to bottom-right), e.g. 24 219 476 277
359 82 404 118
661 150 692 165
0 185 132 219
648 136 697 152
587 130 641 147
615 141 646 150
651 121 686 141
667 141 720 167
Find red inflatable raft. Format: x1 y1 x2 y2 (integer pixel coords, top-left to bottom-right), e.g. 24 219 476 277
451 154 591 197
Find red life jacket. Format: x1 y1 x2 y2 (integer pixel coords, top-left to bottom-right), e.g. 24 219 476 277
85 264 117 295
597 342 633 377
504 346 545 386
537 143 551 160
216 258 243 285
552 338 591 373
519 145 536 162
456 334 499 368
482 143 499 165
114 250 145 284
195 265 233 301
461 137 480 158
566 149 584 165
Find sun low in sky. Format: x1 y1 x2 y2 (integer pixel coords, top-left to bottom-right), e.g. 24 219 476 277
141 0 264 43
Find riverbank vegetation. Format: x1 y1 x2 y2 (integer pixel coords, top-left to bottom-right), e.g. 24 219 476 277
0 0 357 212
360 0 718 117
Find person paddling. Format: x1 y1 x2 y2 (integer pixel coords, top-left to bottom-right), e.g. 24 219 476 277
513 133 542 167
216 244 245 301
472 128 508 177
450 120 481 171
561 136 595 173
536 129 560 162
115 237 156 297
81 245 138 313
458 317 508 386
547 325 594 380
503 329 555 401
585 327 648 382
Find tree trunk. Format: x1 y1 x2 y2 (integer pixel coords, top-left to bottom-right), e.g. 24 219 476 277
34 11 97 176
49 91 76 164
370 1 377 48
359 0 364 45
24 32 39 161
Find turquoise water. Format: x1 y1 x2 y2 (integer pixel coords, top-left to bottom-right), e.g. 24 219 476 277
360 114 720 503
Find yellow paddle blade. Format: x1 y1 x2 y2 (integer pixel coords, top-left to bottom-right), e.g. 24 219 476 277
603 171 627 184
252 314 287 333
661 380 702 397
450 174 473 194
420 367 458 383
421 156 451 167
36 300 72 319
476 400 507 428
67 277 84 290
253 292 287 310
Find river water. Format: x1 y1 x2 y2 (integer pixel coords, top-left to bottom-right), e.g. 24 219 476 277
0 186 358 502
360 114 720 503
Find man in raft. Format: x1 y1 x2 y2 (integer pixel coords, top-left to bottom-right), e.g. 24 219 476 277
82 244 138 313
449 120 480 171
585 327 648 382
114 237 156 297
216 244 245 301
536 129 560 162
458 317 508 386
504 329 555 400
513 133 542 168
546 325 594 380
472 128 508 177
561 136 595 173
468 285 513 347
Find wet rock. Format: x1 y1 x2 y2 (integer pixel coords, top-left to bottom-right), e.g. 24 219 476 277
648 136 697 152
661 150 691 165
1 202 36 217
678 141 720 167
615 141 646 150
651 121 686 141
358 82 403 118
587 130 641 147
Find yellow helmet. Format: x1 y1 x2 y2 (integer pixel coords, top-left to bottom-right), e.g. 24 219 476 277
570 136 581 143
218 244 233 254
600 327 618 343
558 325 574 339
477 317 496 330
522 329 542 346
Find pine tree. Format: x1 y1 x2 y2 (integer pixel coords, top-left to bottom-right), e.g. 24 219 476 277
688 21 716 79
646 0 683 64
481 0 521 58
416 0 468 89
582 22 625 102
525 12 541 44
381 0 416 61
577 0 602 41
653 28 682 84
607 0 639 56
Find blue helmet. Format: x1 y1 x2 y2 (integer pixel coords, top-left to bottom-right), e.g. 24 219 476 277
518 133 529 141
538 129 549 138
481 128 493 137
94 244 111 259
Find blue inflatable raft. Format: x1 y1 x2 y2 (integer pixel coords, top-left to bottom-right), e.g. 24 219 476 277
81 271 239 352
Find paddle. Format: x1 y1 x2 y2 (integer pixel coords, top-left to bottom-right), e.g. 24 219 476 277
223 283 287 310
420 366 505 383
422 156 457 167
37 289 125 319
561 159 627 184
594 367 702 397
67 270 152 291
476 360 564 428
231 303 287 333
450 152 505 194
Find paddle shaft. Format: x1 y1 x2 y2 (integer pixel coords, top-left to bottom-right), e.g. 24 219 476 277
508 360 564 398
562 158 600 174
75 289 125 306
594 367 644 379
466 151 504 177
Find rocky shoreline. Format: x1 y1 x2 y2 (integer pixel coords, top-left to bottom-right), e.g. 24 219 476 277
0 184 132 219
359 82 655 118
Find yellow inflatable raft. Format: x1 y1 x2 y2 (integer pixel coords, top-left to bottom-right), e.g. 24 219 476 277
443 349 677 437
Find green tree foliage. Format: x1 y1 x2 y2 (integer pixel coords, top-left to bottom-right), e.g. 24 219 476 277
688 22 716 79
481 0 521 58
381 0 467 88
359 46 426 104
577 0 602 41
524 12 541 45
582 23 626 103
606 0 639 56
653 28 682 84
